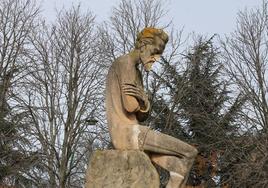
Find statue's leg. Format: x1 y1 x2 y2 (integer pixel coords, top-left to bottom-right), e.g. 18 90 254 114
111 124 197 158
138 126 197 188
138 126 198 159
110 124 197 187
149 154 193 188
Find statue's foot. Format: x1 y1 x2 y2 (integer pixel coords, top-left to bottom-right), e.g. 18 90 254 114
166 172 185 188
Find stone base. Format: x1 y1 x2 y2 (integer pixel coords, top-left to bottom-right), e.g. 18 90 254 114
85 150 160 188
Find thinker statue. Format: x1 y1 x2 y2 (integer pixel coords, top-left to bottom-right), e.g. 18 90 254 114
105 27 198 188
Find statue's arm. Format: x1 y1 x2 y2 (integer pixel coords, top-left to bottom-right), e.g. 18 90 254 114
121 83 150 114
118 58 149 113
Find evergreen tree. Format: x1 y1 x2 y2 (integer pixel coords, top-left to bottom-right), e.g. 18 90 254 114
150 37 245 187
0 71 38 186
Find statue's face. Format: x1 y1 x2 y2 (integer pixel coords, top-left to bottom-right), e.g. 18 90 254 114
140 37 166 72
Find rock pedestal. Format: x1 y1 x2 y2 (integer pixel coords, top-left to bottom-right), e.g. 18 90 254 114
85 150 160 188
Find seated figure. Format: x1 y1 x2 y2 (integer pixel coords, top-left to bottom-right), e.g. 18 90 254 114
105 27 198 188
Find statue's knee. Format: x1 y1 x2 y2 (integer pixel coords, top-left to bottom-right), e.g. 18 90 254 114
190 147 198 159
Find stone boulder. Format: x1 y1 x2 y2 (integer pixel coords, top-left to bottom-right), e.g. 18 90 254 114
85 150 160 188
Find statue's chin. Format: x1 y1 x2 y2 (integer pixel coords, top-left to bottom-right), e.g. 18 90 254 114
144 68 150 72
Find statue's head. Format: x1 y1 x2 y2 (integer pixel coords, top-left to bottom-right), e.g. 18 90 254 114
135 27 168 72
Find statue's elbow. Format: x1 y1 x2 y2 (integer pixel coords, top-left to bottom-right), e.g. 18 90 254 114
123 95 140 113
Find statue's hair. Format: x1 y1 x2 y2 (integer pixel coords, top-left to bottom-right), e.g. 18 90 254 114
135 27 169 49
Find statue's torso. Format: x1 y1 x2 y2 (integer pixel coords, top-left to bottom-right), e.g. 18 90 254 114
105 54 143 149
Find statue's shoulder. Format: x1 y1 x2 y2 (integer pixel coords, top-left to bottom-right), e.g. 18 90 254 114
111 55 129 72
114 54 128 65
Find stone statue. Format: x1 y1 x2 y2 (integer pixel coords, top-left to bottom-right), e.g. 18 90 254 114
105 27 198 188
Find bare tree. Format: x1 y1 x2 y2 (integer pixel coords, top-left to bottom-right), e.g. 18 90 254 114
222 1 268 187
14 6 106 187
99 0 173 60
0 0 38 107
0 0 39 186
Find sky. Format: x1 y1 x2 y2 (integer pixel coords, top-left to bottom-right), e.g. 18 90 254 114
38 0 264 36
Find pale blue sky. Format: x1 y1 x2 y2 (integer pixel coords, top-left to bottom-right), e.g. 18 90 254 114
38 0 264 35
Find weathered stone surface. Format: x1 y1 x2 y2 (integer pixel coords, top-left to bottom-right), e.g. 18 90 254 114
85 150 160 188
